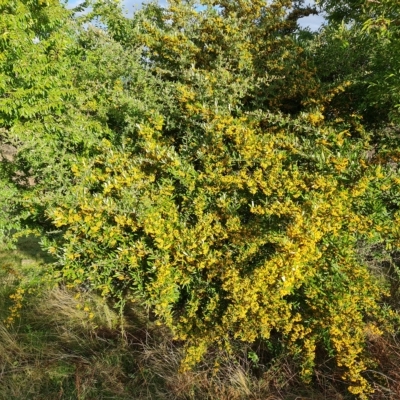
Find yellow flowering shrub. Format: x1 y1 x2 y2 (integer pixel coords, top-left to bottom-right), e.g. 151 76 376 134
47 107 397 398
2 1 400 398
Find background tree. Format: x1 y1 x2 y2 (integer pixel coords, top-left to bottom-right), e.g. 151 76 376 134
0 0 158 239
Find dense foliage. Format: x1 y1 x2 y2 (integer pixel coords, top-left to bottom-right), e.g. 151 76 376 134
1 0 400 397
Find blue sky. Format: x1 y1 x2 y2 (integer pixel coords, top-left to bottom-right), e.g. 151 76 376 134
67 0 325 31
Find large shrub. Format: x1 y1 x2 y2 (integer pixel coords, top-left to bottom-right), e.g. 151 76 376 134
1 0 400 397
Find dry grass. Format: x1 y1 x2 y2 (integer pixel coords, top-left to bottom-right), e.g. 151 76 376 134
0 285 147 399
366 335 400 399
0 237 141 399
